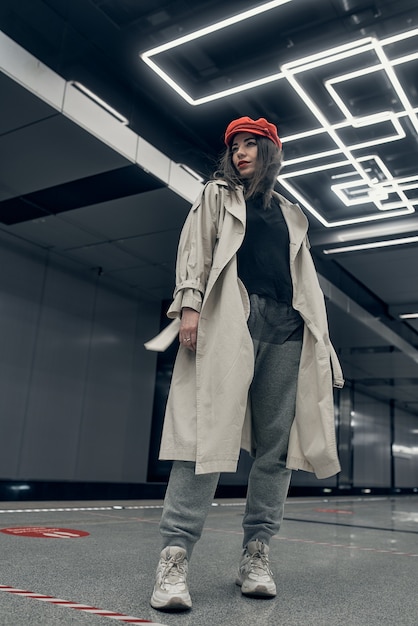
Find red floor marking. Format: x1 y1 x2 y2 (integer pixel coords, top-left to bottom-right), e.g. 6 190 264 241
0 526 90 539
0 527 90 538
0 586 168 625
314 508 354 515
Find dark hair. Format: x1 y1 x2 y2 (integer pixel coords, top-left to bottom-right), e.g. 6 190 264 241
213 136 283 208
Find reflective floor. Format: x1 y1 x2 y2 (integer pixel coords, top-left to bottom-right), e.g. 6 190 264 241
1 496 417 625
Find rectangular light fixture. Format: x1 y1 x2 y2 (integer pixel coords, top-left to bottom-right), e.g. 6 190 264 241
140 20 418 107
142 0 293 55
140 0 292 105
279 178 413 228
338 220 418 242
141 13 418 229
277 36 417 227
323 235 418 254
325 49 418 134
399 313 418 319
329 155 410 210
178 163 204 182
70 81 129 125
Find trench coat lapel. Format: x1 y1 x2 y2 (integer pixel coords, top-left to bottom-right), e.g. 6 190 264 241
203 185 247 305
274 192 309 258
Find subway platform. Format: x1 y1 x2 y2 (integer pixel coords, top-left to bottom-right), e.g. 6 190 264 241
1 495 417 626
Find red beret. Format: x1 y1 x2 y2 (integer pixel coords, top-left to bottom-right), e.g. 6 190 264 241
224 116 282 149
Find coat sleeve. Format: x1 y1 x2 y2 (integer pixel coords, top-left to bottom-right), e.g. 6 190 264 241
167 181 221 319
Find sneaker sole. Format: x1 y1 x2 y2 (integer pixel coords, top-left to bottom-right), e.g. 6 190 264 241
241 585 276 598
150 595 192 611
236 578 276 598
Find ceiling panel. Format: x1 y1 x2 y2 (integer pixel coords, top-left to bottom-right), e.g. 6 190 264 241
355 383 418 406
326 304 389 349
404 319 418 334
108 263 173 292
64 242 143 272
107 264 173 291
0 73 57 135
117 230 181 267
343 351 418 379
335 246 418 304
0 115 130 201
63 188 190 241
4 214 103 250
0 165 165 225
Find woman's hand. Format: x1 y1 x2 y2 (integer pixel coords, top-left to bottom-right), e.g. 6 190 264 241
180 307 200 352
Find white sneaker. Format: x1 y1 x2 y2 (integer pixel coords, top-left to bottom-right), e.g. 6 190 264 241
150 546 192 611
236 540 277 597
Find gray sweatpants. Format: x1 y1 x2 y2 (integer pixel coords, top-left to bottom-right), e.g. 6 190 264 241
159 295 303 557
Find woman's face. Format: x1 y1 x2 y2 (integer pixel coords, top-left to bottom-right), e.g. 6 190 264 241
231 132 258 179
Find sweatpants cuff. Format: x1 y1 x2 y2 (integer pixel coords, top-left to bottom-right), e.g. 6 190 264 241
243 533 272 549
161 538 194 559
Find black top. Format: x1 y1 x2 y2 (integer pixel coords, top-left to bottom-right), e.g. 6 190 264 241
237 194 293 305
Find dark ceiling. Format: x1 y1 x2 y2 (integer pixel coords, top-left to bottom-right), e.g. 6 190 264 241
1 0 418 417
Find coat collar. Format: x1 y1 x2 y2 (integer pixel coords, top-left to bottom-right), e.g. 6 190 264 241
272 191 309 254
216 180 309 250
216 180 247 226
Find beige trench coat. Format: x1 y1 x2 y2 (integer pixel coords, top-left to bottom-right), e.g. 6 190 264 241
147 181 344 478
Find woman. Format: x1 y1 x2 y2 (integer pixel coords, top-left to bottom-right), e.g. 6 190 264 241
147 116 344 612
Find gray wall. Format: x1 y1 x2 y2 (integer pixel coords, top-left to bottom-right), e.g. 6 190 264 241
394 407 418 488
290 387 418 490
0 228 417 491
223 384 418 490
352 391 392 488
0 230 160 483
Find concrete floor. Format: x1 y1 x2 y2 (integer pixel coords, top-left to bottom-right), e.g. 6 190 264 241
0 495 417 625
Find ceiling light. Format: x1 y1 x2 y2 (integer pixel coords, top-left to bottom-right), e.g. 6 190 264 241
281 111 406 160
281 159 350 178
279 178 412 228
280 40 412 182
330 181 391 206
352 112 393 128
281 50 379 187
141 0 293 56
324 40 418 135
367 188 389 201
69 81 129 125
279 152 416 226
282 150 343 168
141 17 418 228
328 155 414 213
323 235 418 254
338 220 418 242
178 163 204 182
399 313 418 319
331 171 364 180
140 20 418 108
383 26 418 45
374 43 418 134
279 39 417 226
140 0 292 105
286 38 375 74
